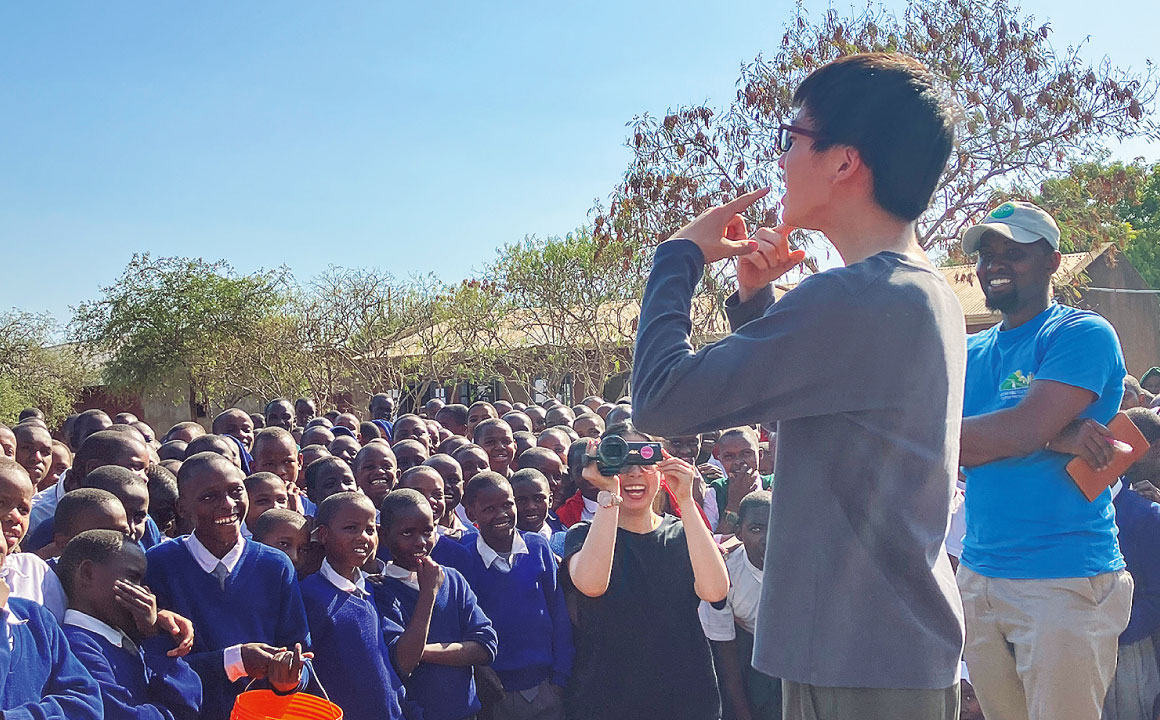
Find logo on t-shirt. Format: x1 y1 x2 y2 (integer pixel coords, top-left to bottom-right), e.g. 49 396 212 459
999 370 1034 400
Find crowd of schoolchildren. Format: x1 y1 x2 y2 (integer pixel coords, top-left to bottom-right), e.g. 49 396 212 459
0 392 781 720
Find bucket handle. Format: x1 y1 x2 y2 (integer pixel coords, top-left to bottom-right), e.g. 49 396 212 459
240 660 333 704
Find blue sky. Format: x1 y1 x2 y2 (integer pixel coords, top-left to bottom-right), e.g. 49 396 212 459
2 0 1157 325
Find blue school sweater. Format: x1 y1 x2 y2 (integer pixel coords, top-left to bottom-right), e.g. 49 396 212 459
64 622 203 720
1114 486 1160 644
377 534 475 576
459 531 574 691
373 567 497 720
300 573 408 720
145 538 312 720
1 598 102 720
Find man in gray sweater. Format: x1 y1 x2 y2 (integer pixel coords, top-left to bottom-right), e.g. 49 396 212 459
631 53 966 720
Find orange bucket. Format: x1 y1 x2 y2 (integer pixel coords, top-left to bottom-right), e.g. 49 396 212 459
230 689 342 720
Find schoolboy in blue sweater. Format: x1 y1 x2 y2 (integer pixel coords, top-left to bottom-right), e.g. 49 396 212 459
374 489 498 720
379 466 475 575
461 471 573 720
59 529 203 720
145 452 313 720
300 492 410 720
0 511 102 720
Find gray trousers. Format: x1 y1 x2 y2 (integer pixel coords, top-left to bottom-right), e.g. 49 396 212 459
782 680 959 720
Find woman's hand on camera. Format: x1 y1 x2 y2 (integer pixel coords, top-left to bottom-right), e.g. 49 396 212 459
581 439 621 495
658 452 697 505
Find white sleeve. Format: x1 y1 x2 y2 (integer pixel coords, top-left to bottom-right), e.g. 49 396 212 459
224 644 247 681
698 595 737 642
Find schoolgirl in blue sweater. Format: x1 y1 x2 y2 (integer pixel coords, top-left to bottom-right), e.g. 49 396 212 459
461 471 574 719
374 489 498 720
59 529 203 720
145 452 312 720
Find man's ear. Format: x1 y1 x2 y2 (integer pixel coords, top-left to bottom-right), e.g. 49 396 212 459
76 559 96 593
315 525 330 546
832 145 864 184
1048 250 1063 274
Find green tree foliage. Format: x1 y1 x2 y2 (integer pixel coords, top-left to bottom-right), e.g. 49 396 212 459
608 0 1158 270
71 254 289 420
1120 164 1160 289
0 311 89 427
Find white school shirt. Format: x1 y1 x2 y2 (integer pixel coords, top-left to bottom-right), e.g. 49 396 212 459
581 496 598 522
382 562 420 591
27 478 67 540
698 546 763 641
318 559 369 597
63 609 136 650
184 533 247 680
2 553 66 621
475 532 529 573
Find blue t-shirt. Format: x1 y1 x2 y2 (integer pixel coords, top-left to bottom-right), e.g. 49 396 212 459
961 303 1126 579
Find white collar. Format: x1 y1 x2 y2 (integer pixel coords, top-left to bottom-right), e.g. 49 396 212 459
536 522 553 543
63 609 132 649
1112 479 1124 500
240 522 253 539
582 496 598 513
1 605 24 627
742 551 764 582
319 559 368 596
382 561 419 590
475 531 529 570
184 533 246 574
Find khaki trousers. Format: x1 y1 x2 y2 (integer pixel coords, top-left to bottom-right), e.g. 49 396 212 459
957 565 1133 720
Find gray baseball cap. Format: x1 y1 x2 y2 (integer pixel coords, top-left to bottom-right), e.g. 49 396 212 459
961 201 1061 255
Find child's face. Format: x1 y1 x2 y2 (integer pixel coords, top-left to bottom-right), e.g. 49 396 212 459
246 478 289 526
468 483 517 549
253 436 300 489
425 458 463 513
258 521 311 572
0 428 16 459
512 478 550 533
61 505 131 547
525 408 547 434
424 421 441 450
716 435 759 479
456 448 490 483
298 448 329 484
573 416 603 440
219 412 255 451
15 426 53 485
663 436 701 466
466 405 497 438
113 482 151 544
110 440 152 484
0 467 34 553
319 500 378 574
522 454 565 502
479 424 516 473
739 507 768 569
383 504 435 572
393 417 428 447
402 470 445 524
266 401 294 431
329 437 361 466
311 464 358 504
84 543 149 635
355 445 397 509
393 442 428 473
537 431 569 466
503 413 531 434
47 444 71 487
180 465 247 548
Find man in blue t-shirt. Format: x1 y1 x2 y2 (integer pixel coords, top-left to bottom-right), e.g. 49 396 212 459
958 201 1134 720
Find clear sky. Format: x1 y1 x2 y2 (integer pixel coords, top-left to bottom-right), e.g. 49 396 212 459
2 0 1156 325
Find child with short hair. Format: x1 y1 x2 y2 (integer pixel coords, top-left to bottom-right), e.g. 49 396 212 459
250 427 301 497
424 454 469 535
36 488 130 561
452 444 490 488
84 465 160 549
300 492 412 720
393 439 429 473
304 456 358 509
146 464 181 538
353 442 397 510
473 419 517 478
394 466 474 572
252 509 312 575
0 457 68 619
516 448 567 511
145 452 313 719
466 402 498 440
0 520 102 720
699 490 779 720
45 440 72 490
184 434 241 469
374 489 498 720
58 529 203 719
242 472 289 537
510 468 565 543
461 471 573 720
14 422 54 492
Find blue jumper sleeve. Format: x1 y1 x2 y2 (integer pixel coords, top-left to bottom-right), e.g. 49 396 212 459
4 605 102 720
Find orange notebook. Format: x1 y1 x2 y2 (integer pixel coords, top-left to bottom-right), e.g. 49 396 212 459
1065 412 1151 501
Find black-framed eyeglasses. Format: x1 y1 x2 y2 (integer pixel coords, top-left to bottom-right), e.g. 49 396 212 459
776 123 822 154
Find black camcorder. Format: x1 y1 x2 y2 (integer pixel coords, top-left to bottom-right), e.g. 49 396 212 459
590 435 664 476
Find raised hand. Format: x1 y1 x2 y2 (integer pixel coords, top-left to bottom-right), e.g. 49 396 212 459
581 439 622 495
267 643 313 693
666 188 771 265
114 580 158 639
155 610 195 657
737 225 807 301
416 556 445 596
657 452 697 505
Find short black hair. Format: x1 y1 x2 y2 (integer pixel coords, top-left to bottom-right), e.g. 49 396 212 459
718 427 759 447
463 470 511 506
304 456 349 493
17 408 44 422
509 467 549 490
252 508 307 541
252 427 295 455
82 464 144 492
184 434 235 460
244 471 285 492
71 409 111 450
1126 407 1160 444
57 529 138 599
146 464 178 515
792 53 954 222
177 452 242 495
398 465 441 488
315 491 374 527
379 488 430 531
437 404 469 426
359 422 382 442
157 440 187 462
73 430 144 485
452 443 487 463
472 418 510 443
738 490 772 523
54 489 124 539
264 398 292 414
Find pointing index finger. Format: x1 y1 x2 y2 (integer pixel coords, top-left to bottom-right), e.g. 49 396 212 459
720 187 771 216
